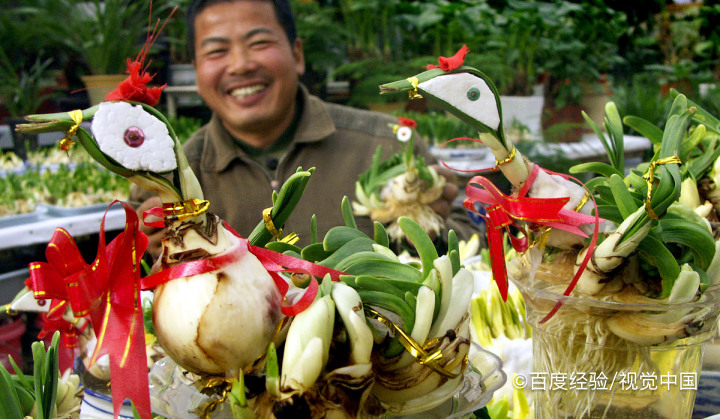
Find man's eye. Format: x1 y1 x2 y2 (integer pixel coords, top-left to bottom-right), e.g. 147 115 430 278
203 48 227 57
250 39 272 48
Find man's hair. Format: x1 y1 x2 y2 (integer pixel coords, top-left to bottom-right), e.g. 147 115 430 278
186 0 297 60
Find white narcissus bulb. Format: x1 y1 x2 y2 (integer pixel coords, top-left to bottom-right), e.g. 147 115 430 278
92 101 177 172
152 219 285 376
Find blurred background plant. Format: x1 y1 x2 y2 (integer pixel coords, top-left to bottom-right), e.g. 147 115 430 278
473 0 553 97
1 0 718 146
0 8 58 118
25 0 154 76
541 0 627 108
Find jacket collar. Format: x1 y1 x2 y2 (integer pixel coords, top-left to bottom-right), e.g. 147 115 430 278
202 84 335 173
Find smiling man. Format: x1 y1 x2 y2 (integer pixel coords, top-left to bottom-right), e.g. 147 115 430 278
133 0 482 260
192 0 303 148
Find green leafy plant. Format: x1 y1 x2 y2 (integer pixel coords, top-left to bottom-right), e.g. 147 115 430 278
0 10 57 117
333 56 434 108
479 0 554 96
27 0 151 75
0 331 60 419
612 73 672 132
156 0 193 63
0 50 55 118
543 1 626 107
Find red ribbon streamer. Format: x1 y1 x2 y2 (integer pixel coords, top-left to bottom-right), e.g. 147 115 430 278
37 310 82 374
139 214 346 316
29 201 152 419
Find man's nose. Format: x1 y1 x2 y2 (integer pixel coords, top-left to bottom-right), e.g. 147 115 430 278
227 47 259 74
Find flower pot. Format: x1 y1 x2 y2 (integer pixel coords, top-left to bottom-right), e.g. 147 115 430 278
81 74 127 106
510 262 720 419
0 316 26 371
168 63 196 86
581 91 611 129
167 64 202 108
500 94 545 141
542 104 586 143
6 117 39 160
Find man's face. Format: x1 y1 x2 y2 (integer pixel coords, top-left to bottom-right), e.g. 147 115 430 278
193 1 305 142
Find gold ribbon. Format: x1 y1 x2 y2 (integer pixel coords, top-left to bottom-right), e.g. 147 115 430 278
60 109 83 153
162 198 210 222
642 156 682 220
407 77 423 100
262 208 299 244
263 207 283 240
574 192 590 212
495 147 517 167
366 307 466 379
197 377 233 419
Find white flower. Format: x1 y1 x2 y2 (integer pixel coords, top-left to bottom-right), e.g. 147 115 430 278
396 126 412 142
91 102 177 172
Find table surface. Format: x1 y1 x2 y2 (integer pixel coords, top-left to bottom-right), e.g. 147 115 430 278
430 134 652 173
0 204 128 250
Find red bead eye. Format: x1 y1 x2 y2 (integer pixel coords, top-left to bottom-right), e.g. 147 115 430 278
123 126 145 148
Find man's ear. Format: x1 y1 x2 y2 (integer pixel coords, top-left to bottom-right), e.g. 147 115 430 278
293 38 306 77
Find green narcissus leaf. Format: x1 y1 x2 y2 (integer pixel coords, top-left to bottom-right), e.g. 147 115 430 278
637 232 681 297
671 88 720 135
570 161 623 179
609 174 640 219
623 115 664 146
342 196 357 229
0 363 24 419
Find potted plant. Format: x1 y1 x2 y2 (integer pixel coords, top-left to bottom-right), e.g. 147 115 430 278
158 0 196 86
28 0 151 105
333 56 436 112
645 4 713 96
330 0 478 111
541 1 626 142
0 10 57 159
469 0 556 140
291 0 347 98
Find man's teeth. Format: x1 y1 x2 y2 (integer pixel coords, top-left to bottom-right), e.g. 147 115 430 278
231 85 265 99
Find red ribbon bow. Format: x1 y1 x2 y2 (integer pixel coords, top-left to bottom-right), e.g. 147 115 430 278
463 166 599 303
140 212 346 316
426 45 470 71
29 201 152 419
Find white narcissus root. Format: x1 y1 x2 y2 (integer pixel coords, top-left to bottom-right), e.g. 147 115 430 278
152 216 284 376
